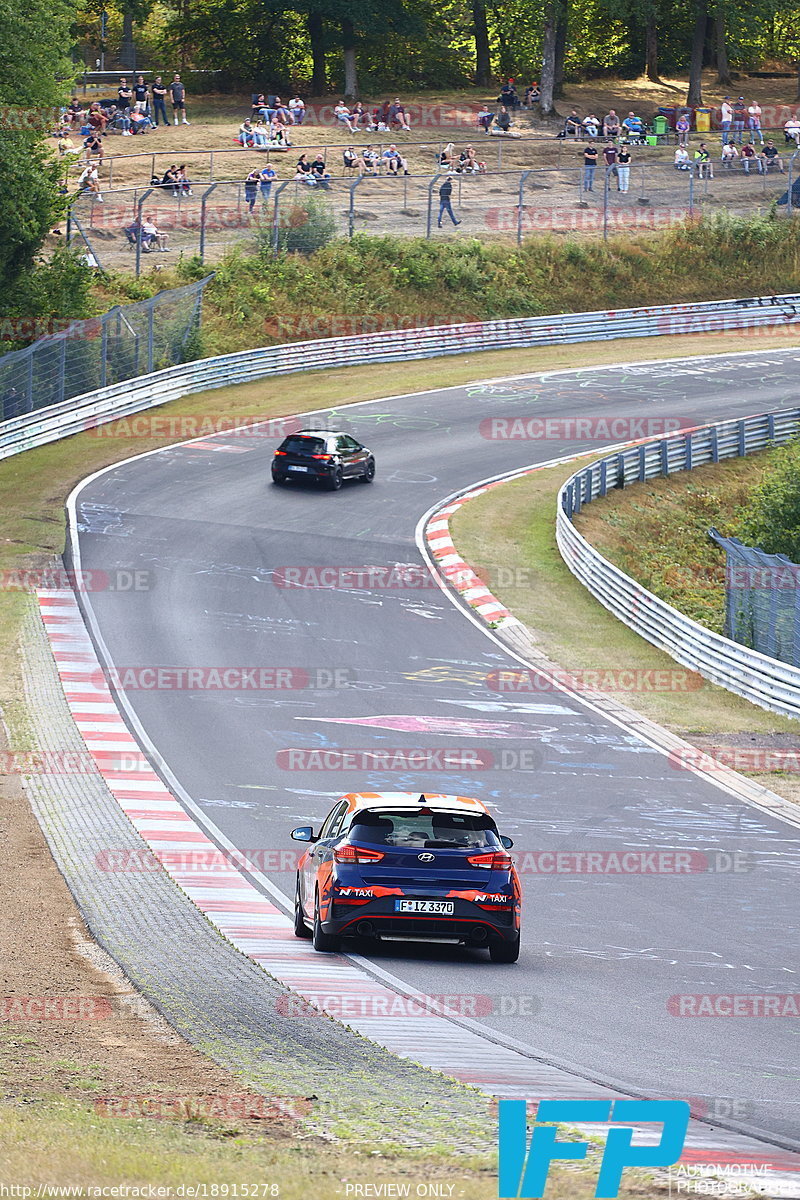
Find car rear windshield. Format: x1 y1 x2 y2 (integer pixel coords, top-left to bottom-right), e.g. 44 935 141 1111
279 436 326 454
348 809 501 850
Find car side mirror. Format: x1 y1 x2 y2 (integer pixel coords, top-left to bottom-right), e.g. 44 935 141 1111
500 835 514 849
291 825 317 842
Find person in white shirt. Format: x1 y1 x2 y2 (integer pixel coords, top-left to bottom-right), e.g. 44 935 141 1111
288 97 305 125
747 102 764 144
784 117 800 146
334 101 356 132
719 97 733 144
721 140 738 167
674 145 690 170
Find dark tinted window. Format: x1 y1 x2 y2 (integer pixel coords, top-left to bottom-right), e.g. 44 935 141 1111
336 435 361 452
348 809 500 850
279 436 325 455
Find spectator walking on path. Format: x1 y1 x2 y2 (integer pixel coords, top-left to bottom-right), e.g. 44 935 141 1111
152 77 169 126
170 74 189 125
437 177 461 226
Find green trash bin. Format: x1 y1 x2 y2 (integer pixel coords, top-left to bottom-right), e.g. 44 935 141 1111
652 114 668 137
695 107 711 132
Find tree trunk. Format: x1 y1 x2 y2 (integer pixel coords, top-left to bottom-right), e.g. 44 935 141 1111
539 0 560 117
341 18 358 98
120 9 135 70
307 11 326 95
686 0 706 107
645 13 660 83
554 11 568 98
796 58 800 101
472 0 491 86
715 7 732 85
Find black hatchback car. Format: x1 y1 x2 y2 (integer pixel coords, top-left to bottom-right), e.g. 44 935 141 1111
272 429 375 490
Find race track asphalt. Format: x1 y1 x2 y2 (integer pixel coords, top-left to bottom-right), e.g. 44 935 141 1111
70 349 800 1149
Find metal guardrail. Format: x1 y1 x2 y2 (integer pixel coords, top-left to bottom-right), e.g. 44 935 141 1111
2 291 799 464
556 405 800 719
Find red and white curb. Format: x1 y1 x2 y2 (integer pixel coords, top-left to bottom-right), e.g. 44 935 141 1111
37 587 800 1191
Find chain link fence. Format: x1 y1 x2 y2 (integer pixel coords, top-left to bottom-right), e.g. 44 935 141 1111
709 529 800 667
0 278 212 424
69 152 800 275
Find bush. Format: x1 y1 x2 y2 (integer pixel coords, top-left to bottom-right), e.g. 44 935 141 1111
737 439 800 563
262 195 338 256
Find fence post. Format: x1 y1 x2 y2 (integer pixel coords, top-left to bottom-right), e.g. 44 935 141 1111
209 150 214 182
517 170 531 245
66 206 72 246
787 147 800 216
147 298 155 373
688 165 695 220
108 158 114 189
426 173 443 238
100 312 108 388
271 180 293 255
348 175 364 238
603 165 612 241
134 187 154 279
199 182 218 263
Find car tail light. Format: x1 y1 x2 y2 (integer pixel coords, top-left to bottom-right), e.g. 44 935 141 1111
334 844 385 864
467 851 513 871
274 449 286 455
311 453 332 460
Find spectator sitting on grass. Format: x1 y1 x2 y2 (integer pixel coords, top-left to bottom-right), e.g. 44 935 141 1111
383 144 409 174
335 101 356 132
78 162 102 198
295 152 315 183
350 101 368 128
389 97 411 130
311 153 331 186
252 120 270 148
274 97 293 123
524 82 540 107
161 164 180 194
83 133 104 162
721 140 738 167
289 96 305 124
130 108 153 135
175 164 192 195
240 118 255 146
459 144 485 173
761 140 784 172
269 116 290 145
88 102 108 134
494 106 512 133
66 97 83 126
740 141 759 173
107 105 131 135
784 117 800 145
438 142 456 170
674 144 690 169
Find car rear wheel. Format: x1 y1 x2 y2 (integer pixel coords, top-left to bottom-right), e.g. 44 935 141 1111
293 877 311 938
312 891 341 952
489 936 520 963
271 473 286 485
360 458 375 483
328 468 343 491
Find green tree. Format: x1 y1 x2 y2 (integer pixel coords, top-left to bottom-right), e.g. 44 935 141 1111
738 440 800 564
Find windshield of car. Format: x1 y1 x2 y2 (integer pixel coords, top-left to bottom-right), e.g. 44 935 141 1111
279 436 326 454
348 809 501 850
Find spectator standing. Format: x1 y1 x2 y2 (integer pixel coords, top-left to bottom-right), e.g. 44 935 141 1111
616 144 631 192
259 162 276 200
747 101 764 144
152 77 169 126
583 141 598 191
732 97 746 142
603 141 617 168
170 74 189 125
117 78 132 113
133 75 149 114
719 97 733 144
437 176 460 226
244 169 259 212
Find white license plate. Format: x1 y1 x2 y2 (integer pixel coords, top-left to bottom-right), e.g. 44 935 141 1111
288 465 310 472
395 899 454 914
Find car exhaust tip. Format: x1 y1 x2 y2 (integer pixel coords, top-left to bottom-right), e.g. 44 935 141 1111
357 920 375 937
469 928 489 944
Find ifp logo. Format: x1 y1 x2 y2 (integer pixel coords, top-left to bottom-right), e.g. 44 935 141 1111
498 1099 690 1197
